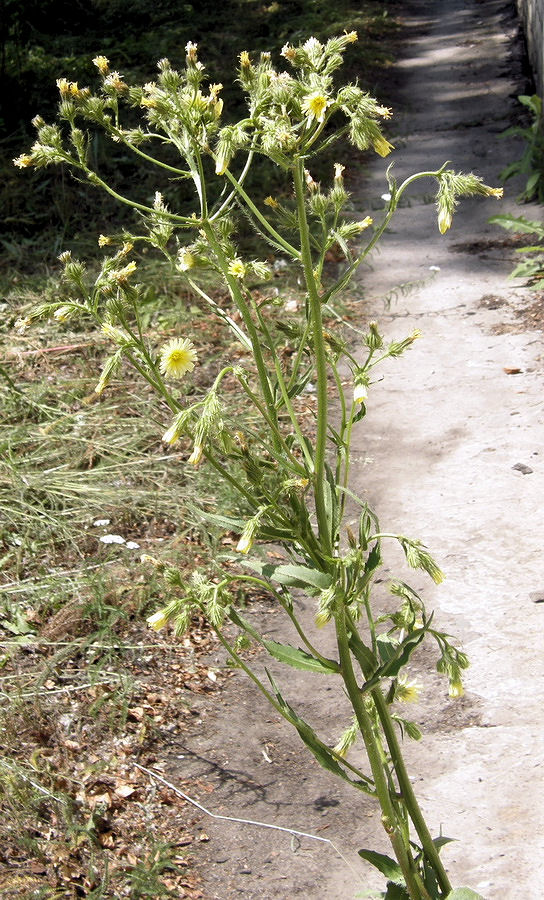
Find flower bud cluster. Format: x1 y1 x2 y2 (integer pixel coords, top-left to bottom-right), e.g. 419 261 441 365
400 538 444 585
435 169 503 234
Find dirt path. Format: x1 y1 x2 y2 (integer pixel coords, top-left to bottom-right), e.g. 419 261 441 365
161 3 544 897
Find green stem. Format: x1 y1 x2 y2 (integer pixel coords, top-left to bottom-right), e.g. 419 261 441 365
210 151 253 222
293 159 332 555
119 137 192 177
79 164 194 223
235 373 306 473
322 168 448 307
223 168 301 259
200 222 280 447
372 690 452 897
185 276 251 349
335 606 425 900
272 356 314 472
212 619 375 791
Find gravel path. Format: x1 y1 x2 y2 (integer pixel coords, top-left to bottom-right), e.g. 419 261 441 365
351 0 544 895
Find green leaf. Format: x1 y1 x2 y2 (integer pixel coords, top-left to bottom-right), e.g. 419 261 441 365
263 562 333 591
347 629 378 678
238 557 331 591
358 849 404 884
373 626 428 680
265 670 372 793
445 889 486 900
489 213 544 238
384 884 411 900
433 835 456 852
262 640 339 674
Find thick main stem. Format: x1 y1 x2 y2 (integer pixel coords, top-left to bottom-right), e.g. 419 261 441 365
372 689 452 897
293 160 333 557
335 608 426 900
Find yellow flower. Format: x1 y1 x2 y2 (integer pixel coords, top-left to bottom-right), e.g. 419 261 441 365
98 234 112 247
302 92 329 124
159 337 198 379
13 154 33 168
449 679 464 699
236 532 253 554
376 105 393 119
162 423 179 445
228 259 246 279
186 41 198 62
112 260 137 284
92 56 109 74
334 163 345 181
355 215 373 232
396 676 422 703
373 135 394 157
264 195 279 208
188 442 204 466
353 382 368 404
438 209 452 235
56 78 70 96
104 72 127 92
178 249 195 271
147 609 168 631
53 305 73 322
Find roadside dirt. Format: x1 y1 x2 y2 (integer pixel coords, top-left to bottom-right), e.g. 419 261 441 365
145 2 544 898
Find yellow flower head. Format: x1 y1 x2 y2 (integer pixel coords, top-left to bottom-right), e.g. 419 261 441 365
239 50 251 68
186 41 198 63
396 676 422 704
302 91 329 124
188 442 204 466
104 72 128 92
147 609 168 631
376 105 393 119
264 195 279 208
98 234 113 247
438 209 452 235
159 337 198 379
92 56 110 74
448 679 464 699
228 259 246 279
56 77 70 96
281 44 296 62
53 305 73 322
373 135 394 158
112 260 137 284
178 249 195 271
13 154 34 168
334 163 345 181
353 382 368 404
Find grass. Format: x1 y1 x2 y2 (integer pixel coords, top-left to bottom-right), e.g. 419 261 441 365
0 261 241 898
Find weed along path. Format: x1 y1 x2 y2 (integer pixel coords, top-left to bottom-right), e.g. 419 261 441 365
162 2 544 898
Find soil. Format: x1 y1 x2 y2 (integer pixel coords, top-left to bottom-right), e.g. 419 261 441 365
143 2 544 898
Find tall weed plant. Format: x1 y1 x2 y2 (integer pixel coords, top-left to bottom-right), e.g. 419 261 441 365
14 35 502 899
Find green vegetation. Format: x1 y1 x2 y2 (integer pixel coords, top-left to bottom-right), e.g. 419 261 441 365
7 24 501 897
499 94 544 203
1 0 397 270
1 5 401 897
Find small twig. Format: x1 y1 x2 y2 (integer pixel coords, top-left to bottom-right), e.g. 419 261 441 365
6 341 102 358
0 758 67 803
0 678 121 702
134 763 363 883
